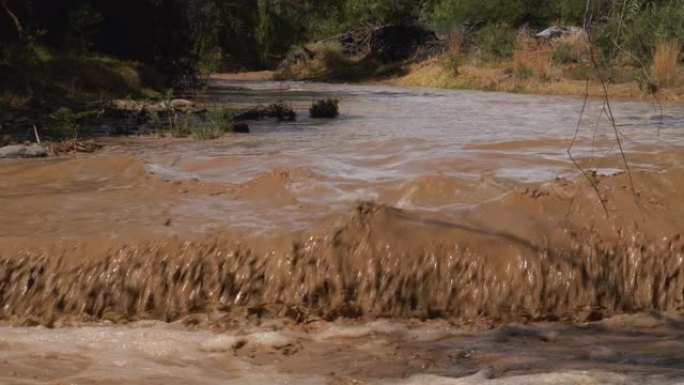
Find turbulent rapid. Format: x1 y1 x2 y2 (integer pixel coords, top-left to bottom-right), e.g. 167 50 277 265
2 78 684 384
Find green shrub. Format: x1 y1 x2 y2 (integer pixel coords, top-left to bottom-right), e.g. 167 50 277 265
420 0 597 34
267 103 296 121
591 1 684 67
309 98 339 118
49 107 79 139
473 24 516 61
208 109 235 132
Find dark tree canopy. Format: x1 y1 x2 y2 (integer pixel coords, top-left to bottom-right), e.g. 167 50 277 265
1 0 680 76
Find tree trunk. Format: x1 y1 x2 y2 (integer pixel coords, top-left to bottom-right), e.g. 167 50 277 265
1 0 23 36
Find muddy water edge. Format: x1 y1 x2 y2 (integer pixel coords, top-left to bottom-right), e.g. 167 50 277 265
2 79 684 384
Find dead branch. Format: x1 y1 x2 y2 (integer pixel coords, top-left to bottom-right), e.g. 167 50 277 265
1 0 23 36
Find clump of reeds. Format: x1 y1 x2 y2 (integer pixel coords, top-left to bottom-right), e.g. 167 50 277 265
651 39 681 88
512 32 556 81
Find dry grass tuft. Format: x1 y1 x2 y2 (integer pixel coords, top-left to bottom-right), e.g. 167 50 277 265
447 33 462 56
512 33 557 81
652 39 681 88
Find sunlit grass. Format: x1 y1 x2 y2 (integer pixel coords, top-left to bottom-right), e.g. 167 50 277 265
652 39 681 88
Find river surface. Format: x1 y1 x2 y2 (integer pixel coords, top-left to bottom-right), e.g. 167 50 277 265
2 80 684 384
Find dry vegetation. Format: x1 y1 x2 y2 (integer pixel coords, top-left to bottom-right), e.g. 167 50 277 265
388 30 683 100
651 39 682 89
272 26 682 101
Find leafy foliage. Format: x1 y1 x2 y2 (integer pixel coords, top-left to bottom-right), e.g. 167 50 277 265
473 24 517 61
49 107 79 139
207 109 235 132
420 0 601 33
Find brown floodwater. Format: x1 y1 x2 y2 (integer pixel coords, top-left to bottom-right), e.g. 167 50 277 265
1 79 684 384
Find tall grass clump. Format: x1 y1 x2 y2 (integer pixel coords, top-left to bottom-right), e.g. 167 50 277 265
512 33 556 81
441 32 463 75
192 125 224 140
551 33 589 65
208 109 235 132
651 39 681 89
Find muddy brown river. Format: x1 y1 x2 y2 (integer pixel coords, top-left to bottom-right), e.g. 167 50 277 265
2 79 684 384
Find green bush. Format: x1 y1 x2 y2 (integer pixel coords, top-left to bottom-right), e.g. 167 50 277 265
309 98 340 118
420 0 600 34
591 1 684 66
267 103 297 121
49 107 79 139
208 109 235 132
473 24 516 61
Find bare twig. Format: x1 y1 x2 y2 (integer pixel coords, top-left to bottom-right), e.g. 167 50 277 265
567 1 610 217
586 17 642 213
567 78 609 217
569 0 643 218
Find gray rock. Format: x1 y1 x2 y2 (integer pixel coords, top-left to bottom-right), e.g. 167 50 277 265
536 25 585 39
0 144 48 158
536 26 565 39
170 99 194 109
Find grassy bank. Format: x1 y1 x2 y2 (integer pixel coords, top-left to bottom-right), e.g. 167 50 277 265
387 37 683 100
0 45 165 112
275 29 683 101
